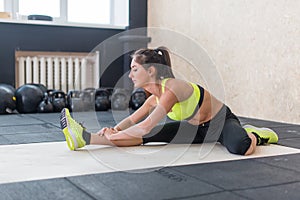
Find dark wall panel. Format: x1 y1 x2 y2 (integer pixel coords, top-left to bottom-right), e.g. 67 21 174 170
129 0 147 29
0 0 148 88
0 23 123 87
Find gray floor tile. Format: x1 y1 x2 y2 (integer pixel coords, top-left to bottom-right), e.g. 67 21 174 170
28 112 115 130
278 138 300 149
254 154 300 173
0 135 11 145
238 117 295 128
0 178 95 200
273 126 300 139
67 175 128 200
180 191 248 200
0 114 44 126
0 123 60 135
173 159 300 190
70 111 113 130
68 168 222 200
234 181 300 200
30 112 115 131
3 131 65 144
96 111 114 121
27 113 61 126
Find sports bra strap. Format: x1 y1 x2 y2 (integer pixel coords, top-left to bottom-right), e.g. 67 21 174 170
161 78 170 94
156 78 170 103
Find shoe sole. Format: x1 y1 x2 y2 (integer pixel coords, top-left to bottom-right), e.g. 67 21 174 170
60 109 78 150
243 125 278 144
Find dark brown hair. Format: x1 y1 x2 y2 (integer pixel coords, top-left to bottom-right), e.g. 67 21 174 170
131 46 175 80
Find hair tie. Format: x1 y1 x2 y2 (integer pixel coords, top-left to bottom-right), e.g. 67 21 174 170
154 49 163 56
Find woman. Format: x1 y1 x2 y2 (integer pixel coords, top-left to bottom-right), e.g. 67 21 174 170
60 47 278 155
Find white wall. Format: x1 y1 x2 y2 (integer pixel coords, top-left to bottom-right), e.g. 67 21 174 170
148 0 300 124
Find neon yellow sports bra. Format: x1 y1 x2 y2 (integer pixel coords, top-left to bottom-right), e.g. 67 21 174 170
158 78 204 121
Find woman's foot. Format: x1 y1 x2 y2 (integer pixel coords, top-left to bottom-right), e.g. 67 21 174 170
60 108 86 150
243 124 278 145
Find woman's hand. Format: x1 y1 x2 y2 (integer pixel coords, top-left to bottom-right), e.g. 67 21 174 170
97 127 118 136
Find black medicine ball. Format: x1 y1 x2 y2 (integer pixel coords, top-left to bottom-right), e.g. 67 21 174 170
0 84 16 114
15 84 45 113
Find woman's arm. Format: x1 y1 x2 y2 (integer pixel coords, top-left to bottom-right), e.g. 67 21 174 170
113 117 134 131
108 88 178 141
97 95 157 136
113 95 157 130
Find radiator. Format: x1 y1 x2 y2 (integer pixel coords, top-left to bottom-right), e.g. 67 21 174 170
15 51 100 92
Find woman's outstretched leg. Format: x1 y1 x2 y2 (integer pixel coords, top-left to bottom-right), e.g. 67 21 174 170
60 108 142 151
90 132 143 147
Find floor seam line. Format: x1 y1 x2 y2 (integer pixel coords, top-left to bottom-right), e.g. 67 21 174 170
229 180 300 192
162 191 226 200
253 158 300 173
65 177 100 200
170 167 227 191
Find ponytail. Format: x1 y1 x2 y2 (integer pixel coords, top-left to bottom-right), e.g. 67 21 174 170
131 46 175 79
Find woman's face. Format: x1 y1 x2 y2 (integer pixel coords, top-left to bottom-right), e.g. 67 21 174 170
128 59 151 88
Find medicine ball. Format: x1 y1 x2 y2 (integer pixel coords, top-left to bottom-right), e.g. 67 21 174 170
28 83 48 94
15 84 45 113
111 88 131 110
0 84 16 114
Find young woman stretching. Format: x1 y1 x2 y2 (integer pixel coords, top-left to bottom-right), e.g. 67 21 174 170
60 47 278 155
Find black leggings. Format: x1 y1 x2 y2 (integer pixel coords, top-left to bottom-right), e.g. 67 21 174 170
142 105 252 155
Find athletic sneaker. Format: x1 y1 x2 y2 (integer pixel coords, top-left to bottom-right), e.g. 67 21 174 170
243 124 278 145
60 108 86 150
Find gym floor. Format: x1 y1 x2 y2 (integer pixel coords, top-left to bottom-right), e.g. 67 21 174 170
0 111 300 200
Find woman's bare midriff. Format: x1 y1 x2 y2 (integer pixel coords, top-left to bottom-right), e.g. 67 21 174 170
187 90 224 126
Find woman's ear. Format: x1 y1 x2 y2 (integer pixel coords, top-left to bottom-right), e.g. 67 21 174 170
148 66 156 76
